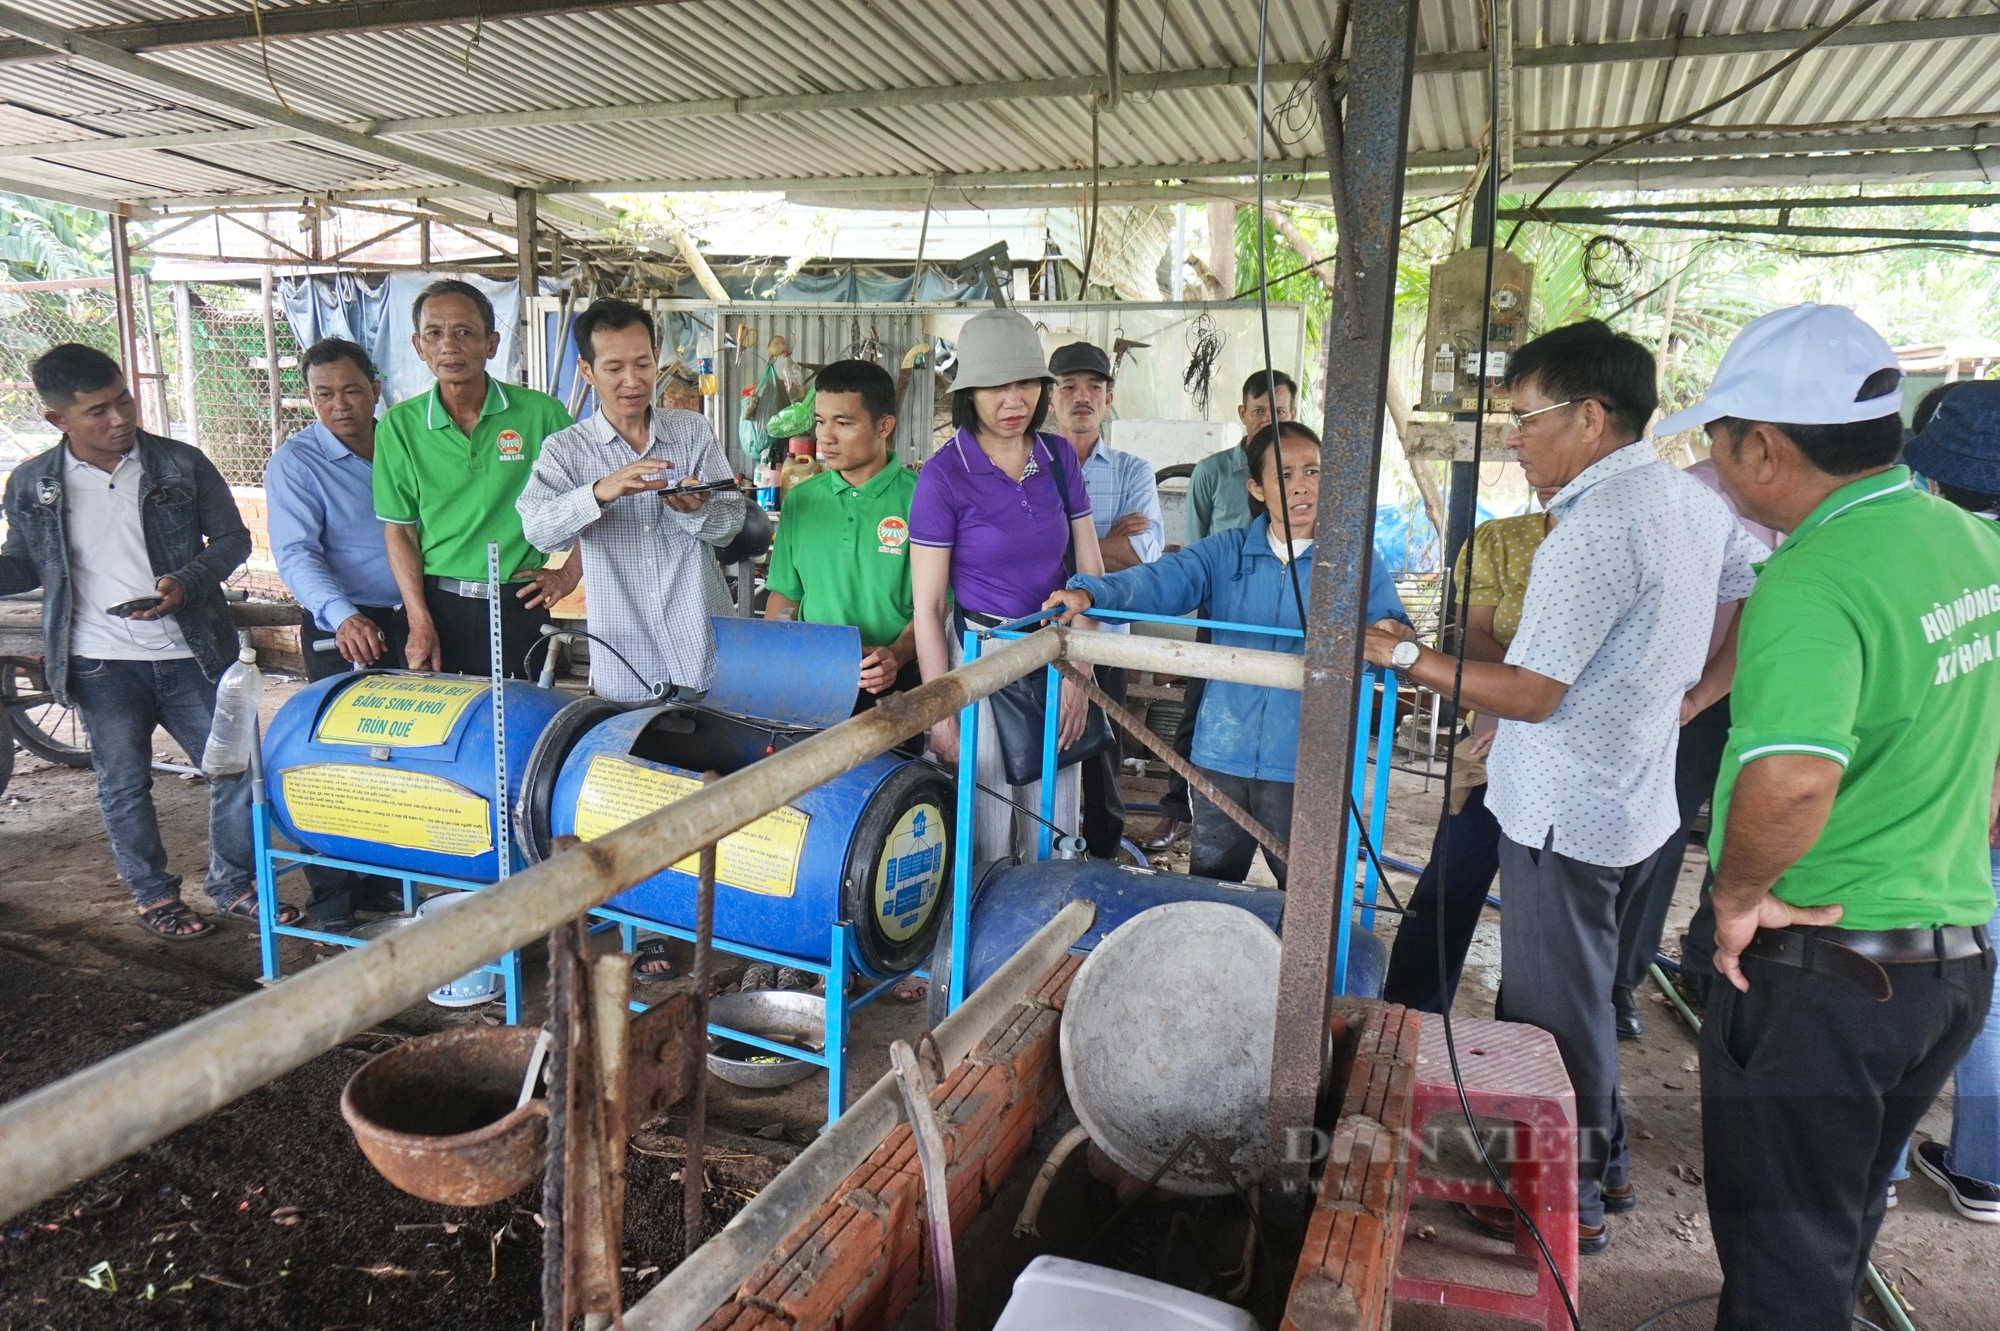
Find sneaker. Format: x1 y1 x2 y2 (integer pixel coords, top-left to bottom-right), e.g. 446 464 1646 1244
1914 1140 2000 1222
1886 1183 1897 1209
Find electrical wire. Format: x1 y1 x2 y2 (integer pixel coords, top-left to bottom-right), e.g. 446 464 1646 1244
522 626 668 700
1506 0 1888 244
1625 1293 1888 1331
1424 5 1584 1326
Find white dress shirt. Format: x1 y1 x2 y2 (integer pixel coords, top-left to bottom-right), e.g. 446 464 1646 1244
516 408 744 702
1488 441 1763 866
63 447 191 660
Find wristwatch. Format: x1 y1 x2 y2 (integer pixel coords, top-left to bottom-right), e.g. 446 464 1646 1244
1389 640 1422 673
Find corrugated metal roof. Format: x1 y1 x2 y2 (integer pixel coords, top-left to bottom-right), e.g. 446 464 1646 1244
0 0 1996 214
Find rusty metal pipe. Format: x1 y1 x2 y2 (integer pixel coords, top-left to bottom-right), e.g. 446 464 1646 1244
623 900 1095 1331
0 633 1061 1225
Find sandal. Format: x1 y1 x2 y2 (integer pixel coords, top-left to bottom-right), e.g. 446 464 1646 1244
137 899 216 941
892 975 928 1004
220 893 303 927
632 938 677 985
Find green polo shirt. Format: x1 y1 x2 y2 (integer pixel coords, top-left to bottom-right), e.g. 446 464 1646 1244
764 457 917 647
372 376 573 580
1711 467 2000 930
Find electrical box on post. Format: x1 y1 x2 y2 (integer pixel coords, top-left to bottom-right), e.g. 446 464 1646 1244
1421 247 1535 415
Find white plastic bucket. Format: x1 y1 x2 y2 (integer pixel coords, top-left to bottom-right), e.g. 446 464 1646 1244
416 892 503 1008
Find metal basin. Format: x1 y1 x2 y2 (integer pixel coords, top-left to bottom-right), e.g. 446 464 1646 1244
340 1025 548 1206
706 989 825 1089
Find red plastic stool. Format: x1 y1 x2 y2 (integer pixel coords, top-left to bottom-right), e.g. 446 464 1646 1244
1393 1012 1580 1330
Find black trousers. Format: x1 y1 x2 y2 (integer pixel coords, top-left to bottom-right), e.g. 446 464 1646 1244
1190 767 1292 888
1079 665 1128 857
423 580 551 680
1382 782 1502 1013
1703 947 1992 1330
1613 695 1732 1006
300 604 409 683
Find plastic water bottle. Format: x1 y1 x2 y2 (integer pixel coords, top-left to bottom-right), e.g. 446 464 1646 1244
201 642 264 777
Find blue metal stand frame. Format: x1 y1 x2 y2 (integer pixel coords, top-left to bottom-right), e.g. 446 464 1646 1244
252 800 526 1025
587 905 914 1128
942 607 1400 1016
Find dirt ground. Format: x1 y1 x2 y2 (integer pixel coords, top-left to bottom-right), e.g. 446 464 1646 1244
1 680 1996 1329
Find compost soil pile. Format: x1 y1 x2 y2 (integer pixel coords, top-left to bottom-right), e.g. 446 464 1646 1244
0 945 777 1330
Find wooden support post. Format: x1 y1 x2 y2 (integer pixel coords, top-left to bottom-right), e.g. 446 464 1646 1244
172 281 199 447
516 188 538 385
260 267 280 451
683 844 715 1259
109 216 139 382
1262 0 1421 1223
134 273 170 435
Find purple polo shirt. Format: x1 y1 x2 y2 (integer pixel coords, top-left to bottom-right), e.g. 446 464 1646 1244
909 429 1092 618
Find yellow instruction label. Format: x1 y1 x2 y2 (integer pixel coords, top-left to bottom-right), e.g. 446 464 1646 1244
572 755 807 898
315 675 487 748
281 764 494 856
872 801 946 943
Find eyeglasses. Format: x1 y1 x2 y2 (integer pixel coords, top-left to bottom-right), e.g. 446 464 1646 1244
1508 399 1576 431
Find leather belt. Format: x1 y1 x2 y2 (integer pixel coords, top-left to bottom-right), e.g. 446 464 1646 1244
426 575 521 599
1743 924 1991 1002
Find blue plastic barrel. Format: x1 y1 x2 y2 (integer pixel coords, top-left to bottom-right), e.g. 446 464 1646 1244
938 859 1387 1013
544 703 953 976
261 671 570 882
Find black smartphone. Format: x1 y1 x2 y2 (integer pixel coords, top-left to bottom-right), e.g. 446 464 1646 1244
106 596 164 618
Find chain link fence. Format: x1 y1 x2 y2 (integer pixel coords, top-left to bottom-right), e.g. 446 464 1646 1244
0 278 311 485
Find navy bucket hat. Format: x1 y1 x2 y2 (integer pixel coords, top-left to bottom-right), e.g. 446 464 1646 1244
1905 381 2000 496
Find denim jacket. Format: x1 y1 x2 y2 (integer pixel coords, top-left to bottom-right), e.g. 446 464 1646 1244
0 431 251 704
1067 514 1410 783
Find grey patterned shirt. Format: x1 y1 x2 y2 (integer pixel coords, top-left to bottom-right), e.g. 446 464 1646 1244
517 408 744 701
1487 441 1763 866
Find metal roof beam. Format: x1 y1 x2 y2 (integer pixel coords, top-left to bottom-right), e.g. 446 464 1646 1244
0 5 609 232
0 173 146 215
780 148 2000 207
0 0 680 67
0 6 1988 81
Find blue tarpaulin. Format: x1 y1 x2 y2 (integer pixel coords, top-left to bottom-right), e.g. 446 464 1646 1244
277 273 527 406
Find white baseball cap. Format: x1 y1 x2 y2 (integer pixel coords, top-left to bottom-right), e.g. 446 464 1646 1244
1654 303 1902 437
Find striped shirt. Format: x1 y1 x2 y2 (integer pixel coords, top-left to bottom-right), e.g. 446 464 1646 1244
517 408 744 702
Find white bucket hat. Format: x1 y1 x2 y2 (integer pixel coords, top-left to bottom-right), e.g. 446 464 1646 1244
1655 303 1902 436
949 308 1055 392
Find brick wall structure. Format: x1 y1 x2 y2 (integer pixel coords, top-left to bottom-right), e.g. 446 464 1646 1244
696 955 1084 1331
1280 1000 1420 1331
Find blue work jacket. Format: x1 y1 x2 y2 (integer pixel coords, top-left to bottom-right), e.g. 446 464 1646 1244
1067 514 1410 783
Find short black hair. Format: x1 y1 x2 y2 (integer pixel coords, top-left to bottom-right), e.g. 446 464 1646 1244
573 297 655 365
1502 319 1657 440
1715 367 1906 477
1245 420 1320 489
411 278 495 336
1241 368 1298 405
816 358 898 422
1937 480 2000 513
300 337 378 382
1912 381 1964 435
30 342 122 407
950 383 1051 436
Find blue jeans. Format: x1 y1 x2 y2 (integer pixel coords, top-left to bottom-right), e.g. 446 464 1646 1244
1947 859 2000 1186
1889 850 2000 1189
66 655 253 911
